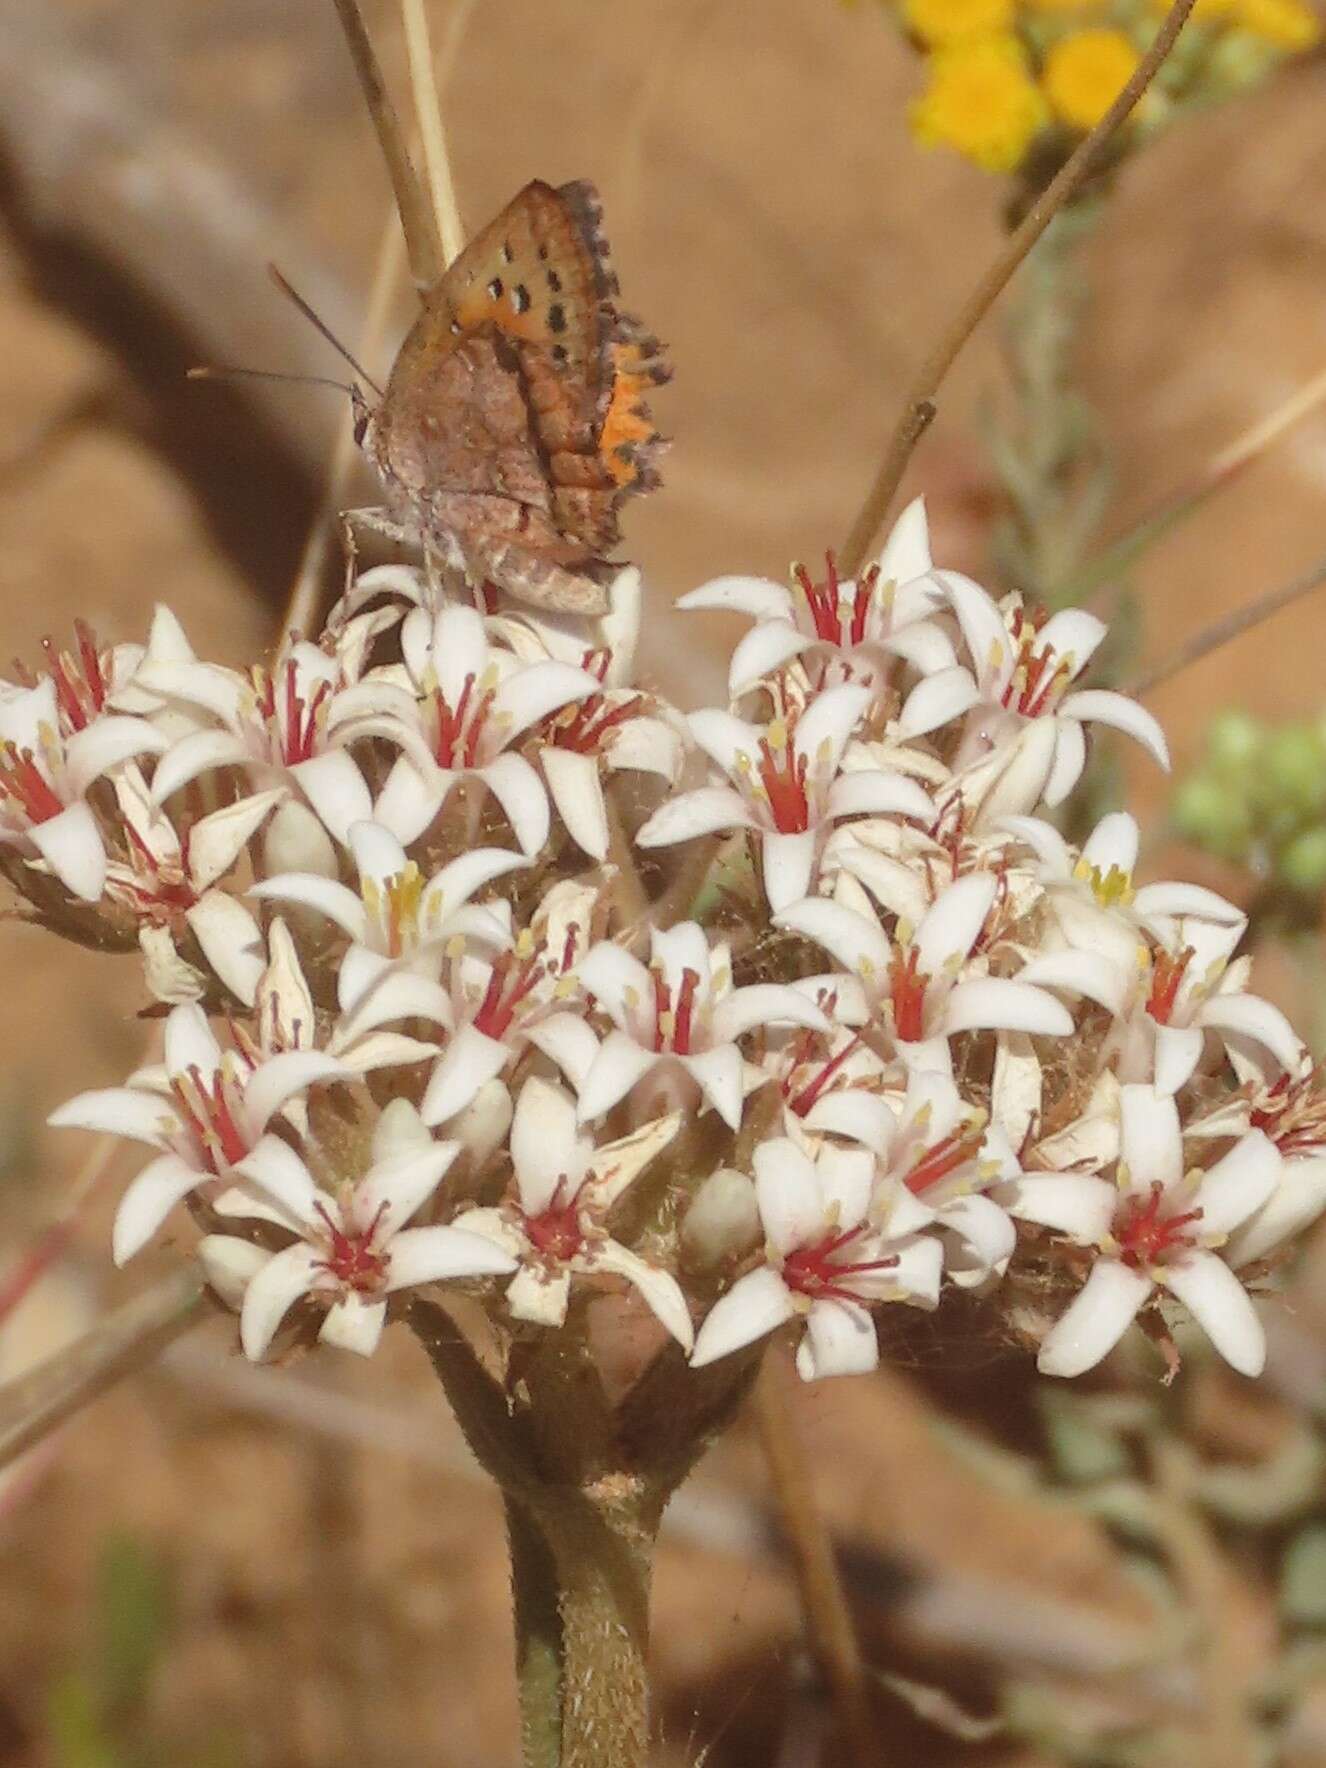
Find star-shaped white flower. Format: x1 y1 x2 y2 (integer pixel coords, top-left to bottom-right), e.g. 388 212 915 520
251 819 525 1005
335 602 601 854
450 1078 691 1343
0 675 165 901
676 498 954 700
636 682 935 911
1000 1084 1280 1377
691 1138 943 1380
48 1002 348 1264
199 1103 515 1358
916 580 1168 814
574 923 829 1131
777 871 1072 1071
141 625 385 845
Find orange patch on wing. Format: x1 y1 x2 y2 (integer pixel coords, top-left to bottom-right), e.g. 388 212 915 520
600 346 661 487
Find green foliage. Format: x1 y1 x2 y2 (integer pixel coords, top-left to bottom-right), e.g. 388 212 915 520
1174 709 1326 912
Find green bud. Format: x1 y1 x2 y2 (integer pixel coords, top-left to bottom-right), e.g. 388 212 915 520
1259 725 1326 819
1278 826 1326 896
1173 773 1252 859
1205 709 1264 776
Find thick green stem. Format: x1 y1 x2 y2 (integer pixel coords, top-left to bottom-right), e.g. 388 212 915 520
506 1497 564 1768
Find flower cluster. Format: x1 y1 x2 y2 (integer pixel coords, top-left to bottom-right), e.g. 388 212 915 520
22 509 1326 1386
888 0 1320 180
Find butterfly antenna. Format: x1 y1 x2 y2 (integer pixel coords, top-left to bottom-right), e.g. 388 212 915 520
267 265 386 398
187 365 358 397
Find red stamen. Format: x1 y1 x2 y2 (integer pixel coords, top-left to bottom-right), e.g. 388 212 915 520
1147 947 1194 1025
672 968 700 1054
1116 1182 1203 1268
0 743 64 824
756 734 811 833
782 1225 898 1304
523 1179 584 1262
905 1125 985 1195
787 1034 862 1118
314 1200 389 1290
889 946 929 1044
472 950 545 1040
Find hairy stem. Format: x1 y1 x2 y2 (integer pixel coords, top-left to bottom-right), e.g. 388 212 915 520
507 1496 564 1768
839 0 1198 575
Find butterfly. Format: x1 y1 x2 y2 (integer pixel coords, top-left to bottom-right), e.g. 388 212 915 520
350 179 669 615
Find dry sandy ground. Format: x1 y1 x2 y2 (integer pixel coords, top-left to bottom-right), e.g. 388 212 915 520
1 3 1325 1763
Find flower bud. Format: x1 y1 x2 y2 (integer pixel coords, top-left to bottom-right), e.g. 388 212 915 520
1278 825 1326 896
681 1168 761 1269
262 800 337 880
1172 771 1251 859
1206 708 1264 776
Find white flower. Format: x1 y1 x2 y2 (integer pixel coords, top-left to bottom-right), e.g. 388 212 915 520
142 630 381 845
104 765 279 1005
1226 1061 1326 1267
451 1078 691 1343
1001 1085 1280 1378
677 498 952 699
777 871 1072 1071
536 650 684 862
923 581 1168 812
19 618 146 736
636 683 935 912
256 917 451 1078
48 1002 348 1264
1103 918 1303 1097
336 602 600 854
690 1138 942 1380
574 923 828 1131
0 676 165 900
421 880 597 1126
199 1106 515 1358
251 820 524 1004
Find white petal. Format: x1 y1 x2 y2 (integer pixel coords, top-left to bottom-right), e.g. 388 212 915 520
876 496 932 585
754 1139 824 1254
30 801 105 901
475 752 549 855
675 574 793 619
1162 1251 1265 1377
896 666 980 739
815 1144 874 1227
240 1243 323 1359
542 747 608 861
187 789 287 890
1133 882 1244 926
491 661 599 738
358 1142 460 1237
291 749 373 845
825 770 936 826
1081 811 1139 878
1057 690 1170 771
526 1012 601 1093
348 820 409 889
1198 994 1306 1078
242 1051 348 1139
186 894 266 1007
1152 1024 1205 1097
577 943 654 1031
1037 1260 1153 1378
801 1090 895 1153
760 829 818 912
1017 950 1127 1016
1120 1086 1182 1192
691 1267 796 1367
231 1134 324 1229
1037 608 1106 671
250 873 368 942
577 1033 658 1122
728 622 811 695
942 979 1073 1039
774 897 890 977
998 1173 1117 1242
383 1224 517 1289
509 1078 582 1215
793 684 871 773
636 786 753 848
1041 718 1087 810
63 716 167 796
421 847 529 928
420 1025 510 1127
112 1153 206 1263
681 1046 747 1131
915 873 998 975
506 1264 573 1326
149 729 249 805
796 1298 879 1380
48 1085 177 1147
164 1001 222 1076
1228 1157 1326 1267
602 715 683 782
592 1241 694 1350
319 1294 387 1356
940 1193 1016 1286
197 1234 268 1310
1194 1130 1280 1237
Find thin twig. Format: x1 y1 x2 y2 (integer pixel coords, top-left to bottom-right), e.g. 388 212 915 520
1129 550 1326 698
0 1132 123 1326
331 0 444 289
280 209 407 643
752 1352 878 1768
400 0 469 265
0 1268 207 1474
1077 363 1326 606
839 0 1199 576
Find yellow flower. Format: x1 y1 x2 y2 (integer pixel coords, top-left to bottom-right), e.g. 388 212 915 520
1024 0 1108 11
1234 0 1321 48
902 0 1014 42
1042 28 1142 130
909 35 1048 172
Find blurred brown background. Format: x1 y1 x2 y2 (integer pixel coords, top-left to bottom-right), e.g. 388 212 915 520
2 2 1326 1763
